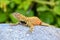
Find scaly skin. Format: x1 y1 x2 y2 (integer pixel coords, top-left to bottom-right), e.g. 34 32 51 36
12 12 51 32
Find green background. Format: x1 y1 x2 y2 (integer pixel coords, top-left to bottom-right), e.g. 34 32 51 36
0 0 60 27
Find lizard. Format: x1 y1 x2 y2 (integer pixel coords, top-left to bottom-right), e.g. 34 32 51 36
11 12 53 32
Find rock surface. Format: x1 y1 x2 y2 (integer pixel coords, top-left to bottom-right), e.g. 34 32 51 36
0 24 60 40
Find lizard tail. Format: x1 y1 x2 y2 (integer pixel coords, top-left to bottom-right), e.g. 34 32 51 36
40 22 51 27
41 22 55 28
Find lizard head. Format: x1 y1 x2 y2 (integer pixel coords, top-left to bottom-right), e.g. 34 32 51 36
12 12 21 19
12 12 27 21
12 12 27 24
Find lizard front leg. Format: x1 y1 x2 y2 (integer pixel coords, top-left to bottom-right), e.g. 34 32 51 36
10 22 21 26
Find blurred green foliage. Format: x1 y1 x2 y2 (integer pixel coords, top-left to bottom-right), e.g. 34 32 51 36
0 0 60 27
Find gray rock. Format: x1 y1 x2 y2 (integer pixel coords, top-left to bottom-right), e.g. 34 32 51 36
0 24 60 40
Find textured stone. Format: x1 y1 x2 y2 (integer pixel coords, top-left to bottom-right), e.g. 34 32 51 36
0 24 60 40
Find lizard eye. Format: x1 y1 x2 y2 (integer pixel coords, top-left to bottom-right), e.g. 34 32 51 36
20 21 26 24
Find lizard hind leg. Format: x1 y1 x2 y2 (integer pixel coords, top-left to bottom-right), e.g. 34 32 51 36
30 25 34 32
27 21 34 32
